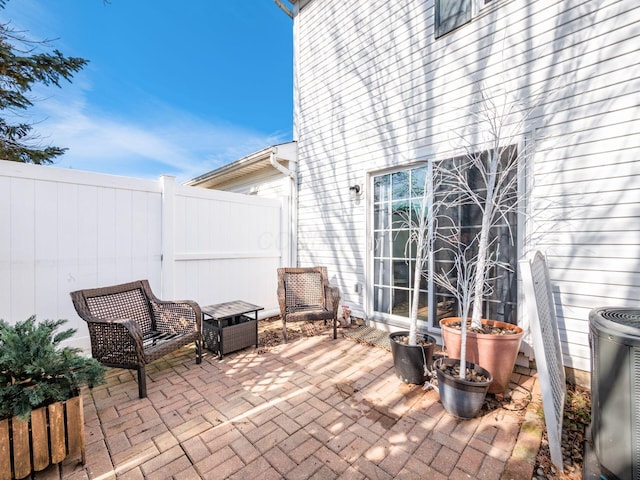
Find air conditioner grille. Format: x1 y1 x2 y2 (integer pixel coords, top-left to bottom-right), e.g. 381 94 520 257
633 347 640 480
601 309 640 328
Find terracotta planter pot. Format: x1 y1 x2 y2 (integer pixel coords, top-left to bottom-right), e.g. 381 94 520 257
439 317 524 394
0 396 85 480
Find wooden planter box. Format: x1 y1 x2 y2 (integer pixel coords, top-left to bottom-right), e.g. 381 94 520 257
0 396 85 480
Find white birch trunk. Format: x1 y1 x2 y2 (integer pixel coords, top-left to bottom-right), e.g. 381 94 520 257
470 150 499 330
459 316 467 380
409 252 422 346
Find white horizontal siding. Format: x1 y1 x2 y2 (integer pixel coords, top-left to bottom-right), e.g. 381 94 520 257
299 1 636 133
210 168 290 198
295 0 640 372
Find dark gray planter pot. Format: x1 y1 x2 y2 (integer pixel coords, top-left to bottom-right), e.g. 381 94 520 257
389 331 436 385
435 357 492 419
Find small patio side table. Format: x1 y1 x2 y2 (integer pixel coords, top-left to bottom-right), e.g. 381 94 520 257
201 300 263 359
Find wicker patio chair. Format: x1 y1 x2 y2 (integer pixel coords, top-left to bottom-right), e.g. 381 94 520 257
70 279 202 398
277 267 340 342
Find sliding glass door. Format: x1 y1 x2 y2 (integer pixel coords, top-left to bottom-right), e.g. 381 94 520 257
370 151 518 329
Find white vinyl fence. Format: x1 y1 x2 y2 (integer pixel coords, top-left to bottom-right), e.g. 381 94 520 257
0 161 285 352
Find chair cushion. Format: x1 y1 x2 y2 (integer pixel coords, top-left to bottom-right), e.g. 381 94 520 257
286 306 334 322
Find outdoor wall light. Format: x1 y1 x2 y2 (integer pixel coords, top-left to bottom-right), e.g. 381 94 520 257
349 184 362 199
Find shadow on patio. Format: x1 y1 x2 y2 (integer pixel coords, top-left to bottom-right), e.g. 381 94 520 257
40 319 540 480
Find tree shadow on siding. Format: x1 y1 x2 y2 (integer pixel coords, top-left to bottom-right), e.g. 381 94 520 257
294 0 640 371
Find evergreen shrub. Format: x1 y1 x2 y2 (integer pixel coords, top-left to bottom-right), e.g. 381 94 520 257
0 316 106 420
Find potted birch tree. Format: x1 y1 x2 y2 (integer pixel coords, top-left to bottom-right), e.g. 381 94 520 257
386 162 495 415
431 221 496 418
389 168 437 385
437 88 527 397
391 86 533 416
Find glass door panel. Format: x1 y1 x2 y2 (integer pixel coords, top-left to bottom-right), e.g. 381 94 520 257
372 166 429 325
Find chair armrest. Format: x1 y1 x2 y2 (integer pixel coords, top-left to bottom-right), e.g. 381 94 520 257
83 316 145 366
150 299 202 334
277 285 287 318
324 284 341 316
83 315 142 338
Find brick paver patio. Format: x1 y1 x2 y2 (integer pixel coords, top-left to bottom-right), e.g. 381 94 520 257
39 321 540 480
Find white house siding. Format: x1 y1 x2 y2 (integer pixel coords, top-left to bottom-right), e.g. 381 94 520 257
294 0 640 373
207 167 291 198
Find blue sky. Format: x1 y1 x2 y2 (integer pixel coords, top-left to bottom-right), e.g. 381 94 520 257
2 0 293 182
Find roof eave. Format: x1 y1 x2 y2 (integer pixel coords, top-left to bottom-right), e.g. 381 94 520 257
186 141 297 188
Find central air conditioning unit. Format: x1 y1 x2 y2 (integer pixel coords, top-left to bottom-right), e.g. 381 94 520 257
589 307 640 480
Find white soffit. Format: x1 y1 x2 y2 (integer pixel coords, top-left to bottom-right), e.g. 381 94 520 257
186 141 297 188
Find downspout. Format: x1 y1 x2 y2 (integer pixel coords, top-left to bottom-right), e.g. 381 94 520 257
270 147 298 267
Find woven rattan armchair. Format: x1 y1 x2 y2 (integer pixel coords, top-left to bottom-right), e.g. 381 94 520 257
277 267 340 342
70 279 202 398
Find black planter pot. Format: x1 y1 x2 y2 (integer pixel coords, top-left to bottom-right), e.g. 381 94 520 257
434 357 493 419
389 331 437 385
